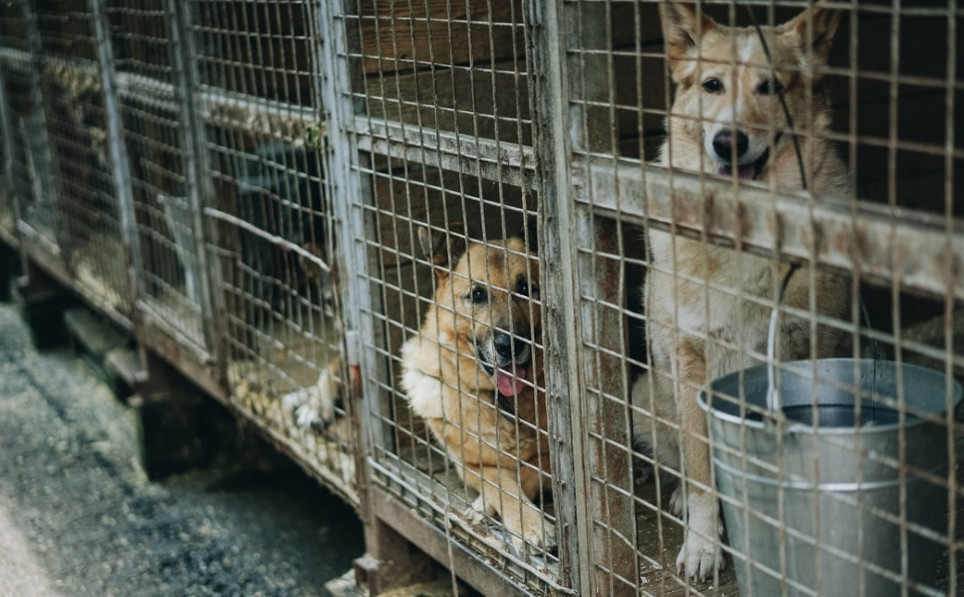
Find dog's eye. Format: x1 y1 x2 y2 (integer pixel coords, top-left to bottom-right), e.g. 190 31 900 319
756 78 785 95
468 286 488 304
702 77 723 94
515 277 539 298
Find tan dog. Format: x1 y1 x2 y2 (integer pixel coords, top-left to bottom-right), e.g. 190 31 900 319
400 229 553 552
632 2 852 581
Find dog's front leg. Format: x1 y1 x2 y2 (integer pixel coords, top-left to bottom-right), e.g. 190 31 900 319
479 464 555 553
675 343 724 581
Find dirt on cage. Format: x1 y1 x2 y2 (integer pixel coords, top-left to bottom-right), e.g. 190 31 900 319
0 300 365 597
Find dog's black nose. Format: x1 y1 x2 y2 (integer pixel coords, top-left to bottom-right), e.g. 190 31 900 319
494 331 527 361
712 130 749 163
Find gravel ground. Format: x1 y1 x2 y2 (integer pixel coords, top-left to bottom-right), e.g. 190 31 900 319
0 300 365 597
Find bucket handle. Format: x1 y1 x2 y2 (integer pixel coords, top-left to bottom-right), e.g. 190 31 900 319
765 264 799 413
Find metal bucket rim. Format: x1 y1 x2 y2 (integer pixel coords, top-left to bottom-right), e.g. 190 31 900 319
698 358 963 435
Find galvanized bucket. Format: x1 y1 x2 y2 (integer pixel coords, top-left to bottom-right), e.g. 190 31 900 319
698 359 962 596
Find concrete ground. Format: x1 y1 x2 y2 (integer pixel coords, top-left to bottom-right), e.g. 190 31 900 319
0 299 365 597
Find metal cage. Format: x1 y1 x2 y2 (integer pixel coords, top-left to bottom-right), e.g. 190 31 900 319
0 1 960 596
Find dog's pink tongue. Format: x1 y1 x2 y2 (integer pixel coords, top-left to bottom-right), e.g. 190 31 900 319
496 365 528 397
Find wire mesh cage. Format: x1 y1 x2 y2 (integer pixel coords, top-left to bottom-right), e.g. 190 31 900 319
563 1 963 595
337 0 571 592
0 0 961 596
0 3 59 250
23 0 133 318
192 0 356 499
108 0 205 342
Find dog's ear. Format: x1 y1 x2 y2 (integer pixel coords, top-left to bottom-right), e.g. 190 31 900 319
782 3 841 75
659 2 715 82
417 225 467 279
512 215 539 254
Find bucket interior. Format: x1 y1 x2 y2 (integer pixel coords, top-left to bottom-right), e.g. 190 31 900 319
702 359 962 429
781 402 904 427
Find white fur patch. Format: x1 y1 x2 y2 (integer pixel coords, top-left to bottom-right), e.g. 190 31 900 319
738 35 757 66
400 338 445 419
676 491 724 580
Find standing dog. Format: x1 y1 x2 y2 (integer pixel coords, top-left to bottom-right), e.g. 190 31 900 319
400 229 554 552
632 2 851 580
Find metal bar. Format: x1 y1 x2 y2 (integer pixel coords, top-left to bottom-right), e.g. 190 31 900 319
89 0 142 315
165 0 220 358
203 207 333 273
0 53 19 238
17 0 59 247
581 161 964 301
317 0 387 526
0 48 321 136
354 116 535 189
525 0 589 593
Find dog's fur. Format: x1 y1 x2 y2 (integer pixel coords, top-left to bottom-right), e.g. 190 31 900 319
632 2 852 580
400 230 553 552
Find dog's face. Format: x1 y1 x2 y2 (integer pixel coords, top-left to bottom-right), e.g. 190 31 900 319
660 2 840 180
426 234 541 398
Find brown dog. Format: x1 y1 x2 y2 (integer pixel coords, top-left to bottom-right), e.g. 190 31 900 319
632 1 851 581
400 229 553 552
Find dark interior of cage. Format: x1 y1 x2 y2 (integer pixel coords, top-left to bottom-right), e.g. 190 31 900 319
205 122 352 480
354 0 531 146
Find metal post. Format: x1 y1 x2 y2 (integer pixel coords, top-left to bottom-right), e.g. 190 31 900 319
525 1 589 594
317 0 434 591
17 0 60 249
528 1 638 595
89 0 142 314
164 0 220 363
0 58 19 234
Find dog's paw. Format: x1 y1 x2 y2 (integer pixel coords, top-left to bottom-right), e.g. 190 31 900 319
281 369 338 428
675 492 724 581
466 496 489 526
510 509 556 555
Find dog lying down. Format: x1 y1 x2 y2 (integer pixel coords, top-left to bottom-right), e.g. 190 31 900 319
399 228 554 553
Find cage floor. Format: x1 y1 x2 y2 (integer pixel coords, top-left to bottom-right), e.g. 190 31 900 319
227 310 353 491
634 477 740 596
72 235 129 313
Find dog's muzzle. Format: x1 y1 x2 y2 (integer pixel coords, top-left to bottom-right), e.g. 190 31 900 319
478 330 533 397
712 130 780 180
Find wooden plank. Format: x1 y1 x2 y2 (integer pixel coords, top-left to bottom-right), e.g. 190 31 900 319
357 0 525 75
581 163 964 301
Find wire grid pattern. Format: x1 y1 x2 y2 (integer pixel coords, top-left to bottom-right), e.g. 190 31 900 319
194 0 316 106
565 2 963 596
0 1 961 596
0 4 58 248
347 0 533 160
336 0 566 589
193 1 357 497
108 0 205 344
30 1 131 317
